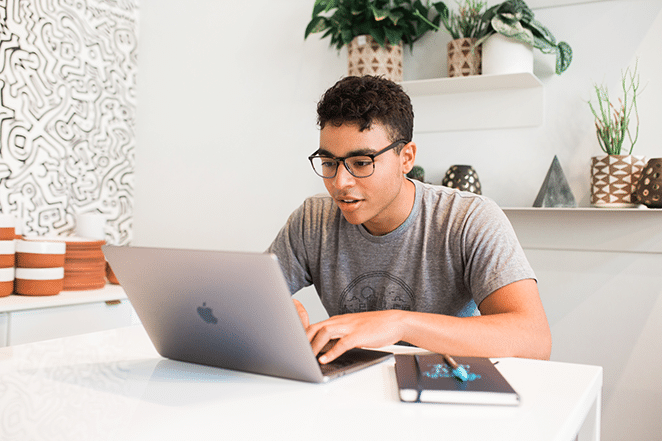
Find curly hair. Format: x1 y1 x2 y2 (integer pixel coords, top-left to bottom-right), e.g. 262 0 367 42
316 76 414 147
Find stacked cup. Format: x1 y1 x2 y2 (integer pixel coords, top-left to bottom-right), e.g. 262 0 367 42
15 239 66 296
0 215 15 297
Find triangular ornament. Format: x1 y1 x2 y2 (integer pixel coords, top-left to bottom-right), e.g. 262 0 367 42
533 156 577 208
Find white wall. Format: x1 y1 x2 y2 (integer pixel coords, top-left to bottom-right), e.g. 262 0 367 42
134 0 662 251
133 1 662 439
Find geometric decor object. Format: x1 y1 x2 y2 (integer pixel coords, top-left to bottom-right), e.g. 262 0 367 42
442 165 482 194
348 35 403 82
533 156 577 208
635 158 662 208
447 38 481 77
591 155 647 207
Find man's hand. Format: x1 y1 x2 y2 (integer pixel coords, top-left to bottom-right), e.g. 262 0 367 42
292 298 309 329
305 310 406 364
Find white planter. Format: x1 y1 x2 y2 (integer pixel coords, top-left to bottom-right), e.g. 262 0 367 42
481 34 533 75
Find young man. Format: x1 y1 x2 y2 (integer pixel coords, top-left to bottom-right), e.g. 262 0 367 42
268 76 551 364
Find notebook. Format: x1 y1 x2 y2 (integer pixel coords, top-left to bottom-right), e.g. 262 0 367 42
103 245 392 383
394 353 520 405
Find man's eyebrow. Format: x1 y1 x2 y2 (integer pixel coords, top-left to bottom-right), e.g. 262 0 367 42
315 147 376 157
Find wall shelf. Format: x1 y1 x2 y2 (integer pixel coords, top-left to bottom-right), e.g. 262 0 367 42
400 72 544 133
501 207 662 254
401 73 543 96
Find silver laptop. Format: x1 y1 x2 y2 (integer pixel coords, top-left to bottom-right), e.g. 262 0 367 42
103 246 392 383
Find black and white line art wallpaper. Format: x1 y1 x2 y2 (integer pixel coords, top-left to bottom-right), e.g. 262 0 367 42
0 0 138 245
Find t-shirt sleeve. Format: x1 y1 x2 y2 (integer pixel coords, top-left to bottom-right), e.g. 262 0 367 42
461 199 536 307
266 202 314 295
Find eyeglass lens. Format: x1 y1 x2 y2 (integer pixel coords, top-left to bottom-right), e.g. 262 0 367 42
310 156 374 178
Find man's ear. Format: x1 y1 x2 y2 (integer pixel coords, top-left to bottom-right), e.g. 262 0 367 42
401 141 417 174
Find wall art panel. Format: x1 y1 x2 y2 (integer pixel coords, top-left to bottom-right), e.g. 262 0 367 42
0 0 138 245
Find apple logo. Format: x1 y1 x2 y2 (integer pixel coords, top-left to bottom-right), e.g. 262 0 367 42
197 302 218 324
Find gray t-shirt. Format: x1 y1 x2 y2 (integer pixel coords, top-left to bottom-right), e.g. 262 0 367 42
267 179 535 317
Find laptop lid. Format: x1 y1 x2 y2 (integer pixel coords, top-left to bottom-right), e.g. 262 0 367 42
103 246 391 383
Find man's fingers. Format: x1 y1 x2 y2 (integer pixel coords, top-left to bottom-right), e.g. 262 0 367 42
317 338 351 364
292 298 309 328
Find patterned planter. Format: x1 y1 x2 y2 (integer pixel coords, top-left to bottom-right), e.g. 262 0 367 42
447 38 481 77
591 155 647 207
347 35 403 82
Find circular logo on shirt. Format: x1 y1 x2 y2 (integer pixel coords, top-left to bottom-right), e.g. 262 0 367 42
339 272 414 314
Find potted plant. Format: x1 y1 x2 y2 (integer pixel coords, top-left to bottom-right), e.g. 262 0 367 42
588 61 646 207
432 0 489 77
304 0 445 81
474 0 572 75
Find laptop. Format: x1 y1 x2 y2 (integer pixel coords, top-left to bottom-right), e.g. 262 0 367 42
103 246 393 383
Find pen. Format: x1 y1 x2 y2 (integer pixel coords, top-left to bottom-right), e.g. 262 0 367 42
443 354 468 382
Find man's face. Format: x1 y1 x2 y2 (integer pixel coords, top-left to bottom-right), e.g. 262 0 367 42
317 122 416 236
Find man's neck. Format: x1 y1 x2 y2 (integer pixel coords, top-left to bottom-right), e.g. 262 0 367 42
362 178 416 236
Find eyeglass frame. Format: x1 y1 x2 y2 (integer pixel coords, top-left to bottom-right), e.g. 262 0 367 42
307 139 410 179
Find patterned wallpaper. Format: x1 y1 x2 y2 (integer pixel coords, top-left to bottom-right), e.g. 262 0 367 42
0 0 138 245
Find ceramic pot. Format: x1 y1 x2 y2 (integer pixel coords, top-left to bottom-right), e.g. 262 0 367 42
14 267 64 296
442 165 482 194
635 158 662 208
0 267 14 297
481 33 533 75
347 35 403 82
591 155 647 207
0 240 16 268
447 38 481 77
15 240 67 268
0 215 15 241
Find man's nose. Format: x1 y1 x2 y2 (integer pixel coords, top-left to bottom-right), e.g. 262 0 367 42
332 161 356 188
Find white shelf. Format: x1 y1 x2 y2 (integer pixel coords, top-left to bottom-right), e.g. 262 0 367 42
400 73 544 132
502 207 661 212
502 206 662 254
401 73 542 96
0 283 127 313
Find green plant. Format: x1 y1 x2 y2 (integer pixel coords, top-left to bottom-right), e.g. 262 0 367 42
474 0 572 74
432 0 489 40
588 62 642 155
304 0 445 51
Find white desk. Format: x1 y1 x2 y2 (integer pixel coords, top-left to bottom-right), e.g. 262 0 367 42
0 325 602 441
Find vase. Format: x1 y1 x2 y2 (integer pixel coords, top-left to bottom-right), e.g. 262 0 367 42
481 34 533 76
447 38 481 78
635 158 662 208
590 155 647 207
347 35 403 82
442 165 482 194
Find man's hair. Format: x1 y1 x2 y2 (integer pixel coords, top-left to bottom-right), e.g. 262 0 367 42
316 76 414 146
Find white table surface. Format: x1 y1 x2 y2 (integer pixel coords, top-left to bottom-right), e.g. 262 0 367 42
0 325 602 441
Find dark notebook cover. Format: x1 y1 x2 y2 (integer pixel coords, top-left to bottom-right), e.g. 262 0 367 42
394 354 520 405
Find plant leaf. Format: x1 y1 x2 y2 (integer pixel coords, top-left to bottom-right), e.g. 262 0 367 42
305 16 328 38
370 27 387 46
372 5 389 21
384 27 403 45
555 41 572 74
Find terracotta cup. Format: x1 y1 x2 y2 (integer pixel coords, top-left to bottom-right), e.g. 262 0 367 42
0 267 14 297
0 215 15 241
0 240 16 268
16 240 67 268
14 267 64 296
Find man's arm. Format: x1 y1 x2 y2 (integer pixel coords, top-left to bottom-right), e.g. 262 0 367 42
304 279 552 363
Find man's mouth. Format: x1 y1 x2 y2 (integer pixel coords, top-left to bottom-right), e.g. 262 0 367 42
335 196 363 209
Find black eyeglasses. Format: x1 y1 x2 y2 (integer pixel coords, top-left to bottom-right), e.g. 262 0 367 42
308 139 409 179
